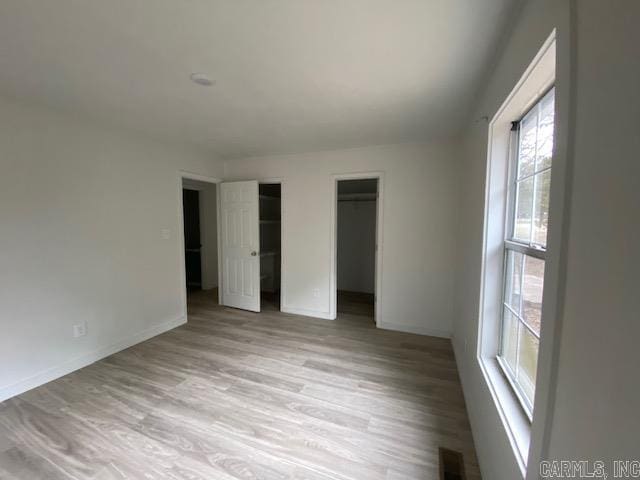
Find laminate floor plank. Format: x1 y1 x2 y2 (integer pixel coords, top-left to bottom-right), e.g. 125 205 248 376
0 290 481 479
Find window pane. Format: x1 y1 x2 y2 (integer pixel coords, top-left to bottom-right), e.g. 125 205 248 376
533 169 551 247
517 325 539 405
501 307 518 373
514 176 533 242
522 256 545 336
500 87 554 416
535 89 555 172
518 110 538 178
504 250 523 313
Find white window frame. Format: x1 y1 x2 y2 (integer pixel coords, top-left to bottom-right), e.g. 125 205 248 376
497 86 555 419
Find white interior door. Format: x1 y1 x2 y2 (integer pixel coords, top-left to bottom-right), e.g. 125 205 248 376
220 181 260 312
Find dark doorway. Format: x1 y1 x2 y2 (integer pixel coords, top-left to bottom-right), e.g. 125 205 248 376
183 188 202 292
259 183 281 311
336 178 378 321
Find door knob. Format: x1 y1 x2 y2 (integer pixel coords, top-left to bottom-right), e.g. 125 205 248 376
251 251 258 256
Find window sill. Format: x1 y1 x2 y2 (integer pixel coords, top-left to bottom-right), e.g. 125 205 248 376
478 355 531 477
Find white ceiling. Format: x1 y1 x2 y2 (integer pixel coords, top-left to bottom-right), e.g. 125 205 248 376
0 0 517 159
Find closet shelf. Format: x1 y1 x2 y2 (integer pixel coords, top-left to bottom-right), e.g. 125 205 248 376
260 220 280 224
260 251 279 257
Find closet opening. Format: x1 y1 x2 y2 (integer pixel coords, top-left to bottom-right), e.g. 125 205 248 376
182 188 203 292
259 183 281 311
180 176 219 314
336 178 378 322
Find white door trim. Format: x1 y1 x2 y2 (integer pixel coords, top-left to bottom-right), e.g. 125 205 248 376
177 171 222 319
330 172 384 326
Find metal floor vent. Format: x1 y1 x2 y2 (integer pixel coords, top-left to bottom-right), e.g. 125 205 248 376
439 447 466 480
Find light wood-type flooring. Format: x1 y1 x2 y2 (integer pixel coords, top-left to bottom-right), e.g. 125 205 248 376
0 290 481 479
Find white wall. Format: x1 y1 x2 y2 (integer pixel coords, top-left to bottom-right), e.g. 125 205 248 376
337 199 376 294
544 0 640 472
224 142 458 337
0 96 223 401
454 1 640 479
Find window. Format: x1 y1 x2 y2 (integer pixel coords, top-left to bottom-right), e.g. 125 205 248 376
497 87 555 417
478 33 557 469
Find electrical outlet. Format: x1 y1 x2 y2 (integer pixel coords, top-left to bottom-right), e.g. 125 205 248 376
73 322 87 338
312 288 320 298
161 228 171 240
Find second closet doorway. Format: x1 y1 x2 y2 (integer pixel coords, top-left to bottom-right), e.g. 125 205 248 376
336 178 379 322
259 183 281 311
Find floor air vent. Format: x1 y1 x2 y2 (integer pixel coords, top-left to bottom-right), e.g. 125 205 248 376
439 447 466 480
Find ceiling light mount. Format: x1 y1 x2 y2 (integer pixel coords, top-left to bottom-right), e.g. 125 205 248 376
190 73 214 87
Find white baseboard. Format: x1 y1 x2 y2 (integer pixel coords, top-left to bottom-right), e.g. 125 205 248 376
377 319 451 338
0 315 187 403
279 307 450 337
281 305 335 320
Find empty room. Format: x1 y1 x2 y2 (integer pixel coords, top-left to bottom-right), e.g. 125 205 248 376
0 1 638 479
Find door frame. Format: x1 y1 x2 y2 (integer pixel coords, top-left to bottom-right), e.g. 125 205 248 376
330 172 384 325
177 171 222 319
257 177 285 312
